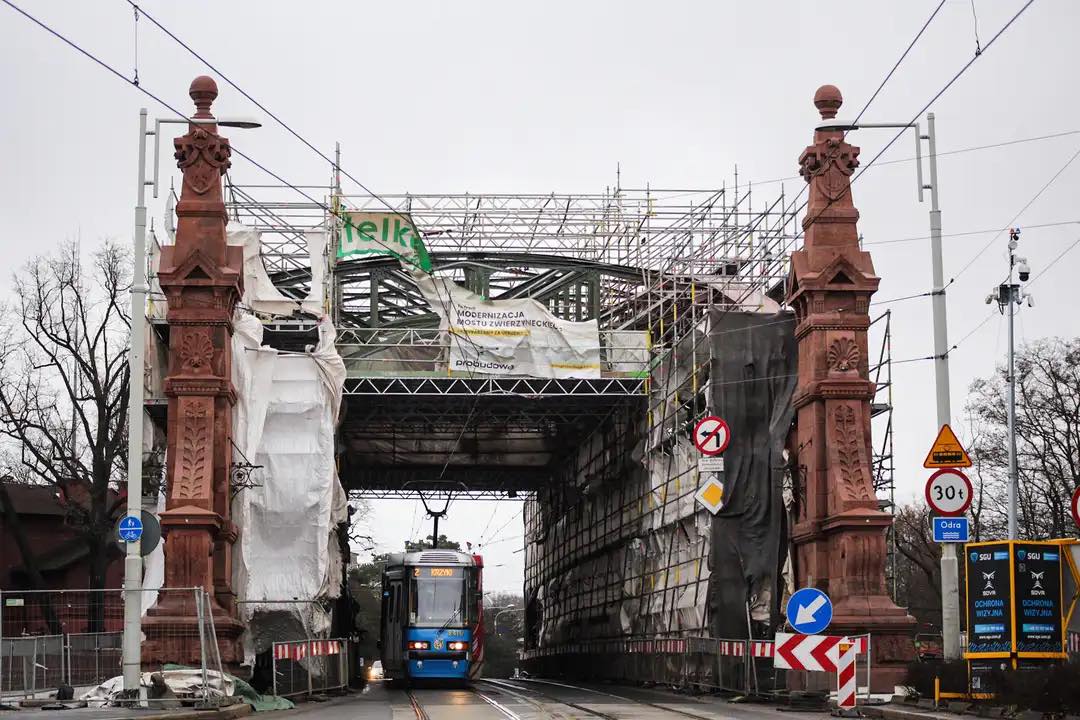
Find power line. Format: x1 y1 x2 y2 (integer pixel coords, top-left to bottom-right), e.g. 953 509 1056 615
3 0 485 379
795 0 1037 243
853 0 947 127
946 144 1080 287
865 219 1080 247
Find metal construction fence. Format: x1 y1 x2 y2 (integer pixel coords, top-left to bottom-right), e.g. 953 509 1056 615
0 587 225 704
270 638 348 698
521 634 873 698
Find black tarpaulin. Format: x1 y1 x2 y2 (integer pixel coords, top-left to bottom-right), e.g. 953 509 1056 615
706 310 798 638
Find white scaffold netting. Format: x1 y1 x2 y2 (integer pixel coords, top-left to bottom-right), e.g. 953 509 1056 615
231 310 347 665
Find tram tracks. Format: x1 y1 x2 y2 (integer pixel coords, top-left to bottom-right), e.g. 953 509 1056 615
484 678 720 720
406 678 721 719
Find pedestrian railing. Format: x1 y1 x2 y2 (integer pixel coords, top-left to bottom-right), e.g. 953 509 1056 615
270 638 348 698
0 587 225 706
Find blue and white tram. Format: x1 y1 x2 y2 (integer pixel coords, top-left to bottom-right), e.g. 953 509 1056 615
380 550 483 684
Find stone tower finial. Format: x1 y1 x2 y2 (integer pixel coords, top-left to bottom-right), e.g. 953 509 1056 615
189 75 218 119
813 84 843 120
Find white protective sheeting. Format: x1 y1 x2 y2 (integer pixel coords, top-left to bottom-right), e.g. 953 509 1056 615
231 313 347 658
82 670 233 707
227 222 326 317
413 271 601 378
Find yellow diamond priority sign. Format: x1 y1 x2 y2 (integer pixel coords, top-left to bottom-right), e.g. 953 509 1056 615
923 423 972 468
695 476 725 515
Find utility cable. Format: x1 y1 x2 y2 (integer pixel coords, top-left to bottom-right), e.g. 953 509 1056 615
946 144 1080 288
865 219 1080 247
853 0 946 127
795 0 1036 243
3 0 483 376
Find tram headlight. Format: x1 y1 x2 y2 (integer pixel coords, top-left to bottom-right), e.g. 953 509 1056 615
447 641 468 651
407 641 430 651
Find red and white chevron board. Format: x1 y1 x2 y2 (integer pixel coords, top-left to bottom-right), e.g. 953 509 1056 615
1069 631 1080 654
273 639 343 661
836 641 858 708
773 633 865 673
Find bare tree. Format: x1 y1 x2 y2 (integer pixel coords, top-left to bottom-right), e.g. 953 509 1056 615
965 337 1080 540
0 241 131 626
892 502 943 630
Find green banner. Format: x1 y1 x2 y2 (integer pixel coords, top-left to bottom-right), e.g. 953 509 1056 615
338 211 432 272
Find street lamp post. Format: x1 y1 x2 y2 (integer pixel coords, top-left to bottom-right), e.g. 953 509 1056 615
816 114 959 659
123 109 260 696
492 606 522 635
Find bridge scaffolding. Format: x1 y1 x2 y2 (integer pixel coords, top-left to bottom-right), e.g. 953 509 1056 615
200 163 896 676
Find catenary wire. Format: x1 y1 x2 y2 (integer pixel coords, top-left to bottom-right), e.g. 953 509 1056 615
2 0 485 377
945 144 1080 288
794 0 1037 245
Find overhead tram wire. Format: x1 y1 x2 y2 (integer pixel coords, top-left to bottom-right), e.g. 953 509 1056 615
793 0 1037 247
2 0 484 387
120 1 482 355
892 229 1080 365
653 0 948 316
945 143 1080 289
643 128 1080 200
865 218 1080 247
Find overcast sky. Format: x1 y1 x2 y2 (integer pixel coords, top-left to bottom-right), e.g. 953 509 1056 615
3 1 1079 593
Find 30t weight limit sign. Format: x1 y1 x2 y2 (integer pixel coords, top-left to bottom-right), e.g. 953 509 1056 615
925 468 973 516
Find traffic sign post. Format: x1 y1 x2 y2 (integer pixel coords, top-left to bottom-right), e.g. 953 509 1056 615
925 468 973 516
922 425 972 665
924 424 972 468
693 416 730 456
932 517 969 543
117 515 144 543
786 587 833 635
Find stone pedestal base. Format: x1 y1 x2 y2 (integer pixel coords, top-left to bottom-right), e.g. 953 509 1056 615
142 588 245 669
143 507 245 670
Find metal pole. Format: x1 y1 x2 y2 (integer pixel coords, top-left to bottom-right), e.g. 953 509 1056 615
925 114 962 662
1007 262 1018 540
122 108 150 696
926 114 951 426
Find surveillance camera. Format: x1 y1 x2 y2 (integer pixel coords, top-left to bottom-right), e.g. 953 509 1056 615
1026 294 1034 308
1017 260 1031 282
985 294 995 305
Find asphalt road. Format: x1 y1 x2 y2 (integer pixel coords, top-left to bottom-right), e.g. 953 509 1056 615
273 679 796 720
0 680 803 720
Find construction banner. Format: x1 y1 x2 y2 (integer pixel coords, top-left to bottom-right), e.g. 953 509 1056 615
337 211 433 272
413 272 601 378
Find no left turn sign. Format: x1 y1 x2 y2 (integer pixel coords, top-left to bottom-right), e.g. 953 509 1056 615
924 468 973 516
693 415 731 456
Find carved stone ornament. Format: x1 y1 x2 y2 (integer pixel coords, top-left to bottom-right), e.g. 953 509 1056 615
174 127 231 196
175 399 211 500
827 337 860 373
799 137 860 201
179 328 214 373
833 404 872 501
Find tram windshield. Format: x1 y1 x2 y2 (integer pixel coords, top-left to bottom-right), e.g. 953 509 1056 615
408 566 473 627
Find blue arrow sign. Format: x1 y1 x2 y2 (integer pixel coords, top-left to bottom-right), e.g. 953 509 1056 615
786 587 833 635
932 516 969 543
118 515 143 543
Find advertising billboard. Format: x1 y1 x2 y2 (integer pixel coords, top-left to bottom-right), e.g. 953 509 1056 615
1012 542 1065 656
965 542 1013 656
